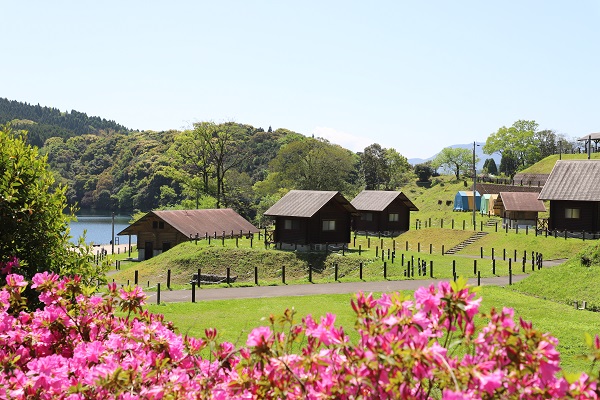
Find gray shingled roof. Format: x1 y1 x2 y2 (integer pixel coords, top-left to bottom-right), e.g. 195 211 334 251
264 190 357 217
350 190 419 212
578 132 600 141
118 209 259 237
476 183 542 195
538 160 600 201
510 173 549 187
499 192 546 212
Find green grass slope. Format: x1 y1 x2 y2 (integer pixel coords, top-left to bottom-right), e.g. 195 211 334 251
512 241 600 309
519 153 600 174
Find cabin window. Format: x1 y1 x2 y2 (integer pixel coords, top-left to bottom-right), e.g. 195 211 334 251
284 219 299 230
389 213 399 222
322 220 336 231
159 221 165 229
152 221 158 229
565 208 580 219
362 212 373 221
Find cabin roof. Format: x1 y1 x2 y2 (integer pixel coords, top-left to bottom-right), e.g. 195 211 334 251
264 190 357 218
118 209 260 237
499 192 546 212
577 132 600 141
476 183 541 195
538 160 600 201
350 190 419 212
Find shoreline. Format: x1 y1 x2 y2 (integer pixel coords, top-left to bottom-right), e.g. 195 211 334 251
91 243 136 255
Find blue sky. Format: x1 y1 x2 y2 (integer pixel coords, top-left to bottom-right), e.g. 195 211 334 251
3 1 600 159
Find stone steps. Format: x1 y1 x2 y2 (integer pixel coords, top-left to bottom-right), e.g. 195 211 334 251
444 231 489 255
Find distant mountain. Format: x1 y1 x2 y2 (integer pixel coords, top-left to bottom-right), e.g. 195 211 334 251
408 142 502 171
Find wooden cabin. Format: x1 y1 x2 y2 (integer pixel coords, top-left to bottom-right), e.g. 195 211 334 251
496 192 546 229
538 160 600 233
264 190 357 250
118 209 260 260
350 190 418 235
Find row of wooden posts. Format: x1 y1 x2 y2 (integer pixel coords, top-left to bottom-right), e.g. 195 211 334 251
183 225 596 256
119 250 543 305
413 218 598 240
190 230 268 245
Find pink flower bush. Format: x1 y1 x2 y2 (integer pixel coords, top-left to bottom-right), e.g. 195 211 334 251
0 260 599 399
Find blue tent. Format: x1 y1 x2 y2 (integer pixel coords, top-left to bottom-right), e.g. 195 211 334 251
453 191 481 211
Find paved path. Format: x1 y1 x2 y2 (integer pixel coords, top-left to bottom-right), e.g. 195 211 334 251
133 258 568 304
146 260 564 304
146 273 536 304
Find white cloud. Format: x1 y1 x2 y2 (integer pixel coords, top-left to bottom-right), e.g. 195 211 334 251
312 126 373 153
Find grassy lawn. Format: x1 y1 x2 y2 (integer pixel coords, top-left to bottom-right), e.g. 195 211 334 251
512 241 600 309
519 153 600 174
116 172 600 376
107 227 588 292
146 285 600 374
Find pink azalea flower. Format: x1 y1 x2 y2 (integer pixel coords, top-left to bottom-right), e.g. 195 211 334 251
0 257 19 275
246 326 273 348
6 274 27 288
31 271 59 289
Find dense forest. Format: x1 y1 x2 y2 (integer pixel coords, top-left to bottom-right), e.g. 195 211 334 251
2 98 575 225
0 98 131 148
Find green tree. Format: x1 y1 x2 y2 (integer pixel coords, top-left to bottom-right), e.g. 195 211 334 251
165 127 213 209
484 120 539 170
0 124 105 292
499 152 519 177
483 158 498 175
360 143 388 190
196 122 248 208
383 148 412 189
536 129 558 159
432 147 476 180
269 137 356 191
414 162 435 182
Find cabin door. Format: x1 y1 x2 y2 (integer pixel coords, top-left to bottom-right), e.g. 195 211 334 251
144 241 154 260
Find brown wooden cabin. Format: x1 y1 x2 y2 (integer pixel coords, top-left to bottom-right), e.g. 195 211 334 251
263 190 357 250
350 190 418 235
118 209 260 260
496 192 546 229
538 160 600 233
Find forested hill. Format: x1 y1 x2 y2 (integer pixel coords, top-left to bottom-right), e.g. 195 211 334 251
2 98 417 225
0 97 131 147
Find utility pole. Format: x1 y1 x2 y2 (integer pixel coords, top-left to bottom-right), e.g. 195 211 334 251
111 212 115 255
472 141 477 229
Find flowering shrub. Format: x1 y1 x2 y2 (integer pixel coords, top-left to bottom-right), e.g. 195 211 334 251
1 265 599 399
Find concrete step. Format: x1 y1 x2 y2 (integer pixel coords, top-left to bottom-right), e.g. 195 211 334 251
444 231 489 255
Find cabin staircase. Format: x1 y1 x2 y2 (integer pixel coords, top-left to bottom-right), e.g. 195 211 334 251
444 231 488 255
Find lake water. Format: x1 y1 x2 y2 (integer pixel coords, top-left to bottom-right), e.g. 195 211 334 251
69 211 136 245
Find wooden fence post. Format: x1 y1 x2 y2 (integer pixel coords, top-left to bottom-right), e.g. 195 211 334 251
359 262 363 280
383 262 387 279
